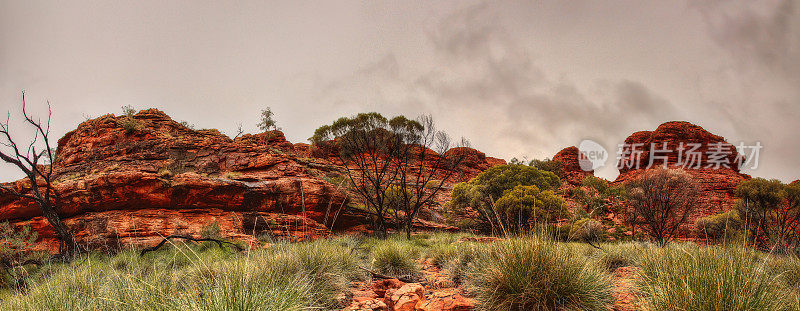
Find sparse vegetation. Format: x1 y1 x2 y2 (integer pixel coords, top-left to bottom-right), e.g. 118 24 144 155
120 105 142 134
258 107 280 132
735 178 800 250
1 233 799 310
311 113 469 238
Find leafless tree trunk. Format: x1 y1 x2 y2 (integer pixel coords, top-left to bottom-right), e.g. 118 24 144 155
0 92 80 257
392 115 469 239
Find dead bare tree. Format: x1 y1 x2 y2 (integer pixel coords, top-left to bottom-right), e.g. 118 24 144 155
0 92 80 257
310 113 406 238
625 168 700 244
391 115 469 239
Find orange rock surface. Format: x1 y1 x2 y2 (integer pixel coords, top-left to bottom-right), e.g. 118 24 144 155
0 109 502 253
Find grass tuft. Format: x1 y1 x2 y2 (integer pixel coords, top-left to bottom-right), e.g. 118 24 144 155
467 236 614 311
636 244 793 311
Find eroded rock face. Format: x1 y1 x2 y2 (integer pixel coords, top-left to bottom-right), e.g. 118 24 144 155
0 109 502 253
553 146 593 186
614 121 750 233
1 109 349 252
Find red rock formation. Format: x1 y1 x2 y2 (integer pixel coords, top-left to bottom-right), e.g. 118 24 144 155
0 109 502 253
614 121 750 235
552 146 593 186
444 147 506 182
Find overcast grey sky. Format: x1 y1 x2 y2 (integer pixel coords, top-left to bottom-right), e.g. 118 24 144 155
1 0 798 182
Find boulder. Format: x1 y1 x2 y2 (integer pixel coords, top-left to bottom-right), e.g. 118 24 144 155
387 283 425 311
552 146 593 186
416 289 475 311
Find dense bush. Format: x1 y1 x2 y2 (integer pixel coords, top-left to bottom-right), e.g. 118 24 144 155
447 164 562 233
529 158 564 177
493 185 567 232
466 237 613 311
571 176 626 218
566 218 605 242
695 210 743 242
735 178 800 249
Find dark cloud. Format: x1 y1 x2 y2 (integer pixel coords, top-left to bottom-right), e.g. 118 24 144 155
690 0 800 180
694 0 799 80
309 3 681 179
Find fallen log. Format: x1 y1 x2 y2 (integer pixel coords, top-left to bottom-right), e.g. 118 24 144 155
358 266 415 283
140 235 244 256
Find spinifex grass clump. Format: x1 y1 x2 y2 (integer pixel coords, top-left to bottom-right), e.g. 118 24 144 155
636 244 792 311
0 240 361 311
369 238 422 281
467 236 614 311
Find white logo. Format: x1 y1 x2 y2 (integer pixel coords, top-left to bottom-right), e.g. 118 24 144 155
578 140 608 171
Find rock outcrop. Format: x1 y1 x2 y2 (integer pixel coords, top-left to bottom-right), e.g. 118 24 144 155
552 146 593 186
614 121 750 234
0 109 502 253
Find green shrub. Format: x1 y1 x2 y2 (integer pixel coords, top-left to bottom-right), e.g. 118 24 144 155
571 176 626 217
695 210 743 242
1 223 38 290
636 244 792 311
467 237 613 311
447 164 562 233
493 185 568 232
0 222 37 264
567 218 604 242
529 158 564 177
200 222 222 240
120 105 141 134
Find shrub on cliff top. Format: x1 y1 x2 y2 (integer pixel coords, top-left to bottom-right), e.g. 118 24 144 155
120 105 142 134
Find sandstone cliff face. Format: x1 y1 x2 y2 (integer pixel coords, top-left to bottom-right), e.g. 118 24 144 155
614 121 750 234
0 109 502 252
553 146 593 186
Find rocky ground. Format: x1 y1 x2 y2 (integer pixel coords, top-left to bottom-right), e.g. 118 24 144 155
340 259 643 311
